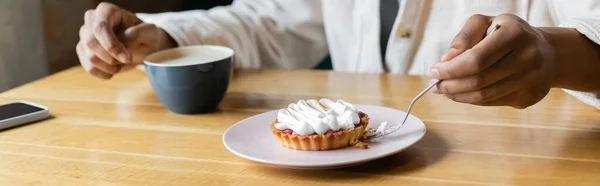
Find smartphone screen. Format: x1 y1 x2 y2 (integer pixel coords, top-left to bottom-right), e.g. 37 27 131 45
0 103 45 121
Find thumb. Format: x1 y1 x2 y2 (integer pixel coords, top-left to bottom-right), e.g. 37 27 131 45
440 14 493 62
120 23 162 64
121 23 161 50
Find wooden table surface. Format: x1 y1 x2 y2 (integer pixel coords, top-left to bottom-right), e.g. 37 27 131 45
0 67 599 185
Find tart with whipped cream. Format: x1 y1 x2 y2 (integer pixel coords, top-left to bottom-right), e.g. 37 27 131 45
271 99 370 150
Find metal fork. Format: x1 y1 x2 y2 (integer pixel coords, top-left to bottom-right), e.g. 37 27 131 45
366 24 501 140
363 80 441 140
400 79 441 125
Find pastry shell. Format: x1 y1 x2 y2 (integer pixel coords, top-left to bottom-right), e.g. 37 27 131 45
271 112 370 150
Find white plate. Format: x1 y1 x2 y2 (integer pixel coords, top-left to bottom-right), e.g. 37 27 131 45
222 105 426 169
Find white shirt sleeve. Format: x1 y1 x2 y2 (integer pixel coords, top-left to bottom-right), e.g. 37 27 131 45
553 1 600 109
136 0 328 69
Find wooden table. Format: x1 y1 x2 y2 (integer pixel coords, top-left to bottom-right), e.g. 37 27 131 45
0 67 599 185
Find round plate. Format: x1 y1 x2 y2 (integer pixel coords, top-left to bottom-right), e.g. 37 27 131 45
222 105 426 169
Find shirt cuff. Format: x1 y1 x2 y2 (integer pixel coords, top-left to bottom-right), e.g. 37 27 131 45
563 89 600 109
561 15 600 47
136 12 194 47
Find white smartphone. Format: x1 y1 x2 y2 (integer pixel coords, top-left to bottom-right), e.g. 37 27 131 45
0 101 49 130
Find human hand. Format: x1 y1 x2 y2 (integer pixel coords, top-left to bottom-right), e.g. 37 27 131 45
430 14 556 109
76 2 176 79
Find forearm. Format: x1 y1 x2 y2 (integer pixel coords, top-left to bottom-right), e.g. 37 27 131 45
541 27 600 93
136 0 328 69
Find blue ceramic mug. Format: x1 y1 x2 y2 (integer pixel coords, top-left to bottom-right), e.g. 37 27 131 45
144 45 234 114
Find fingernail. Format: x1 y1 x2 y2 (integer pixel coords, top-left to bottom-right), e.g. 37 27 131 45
430 68 440 78
447 47 457 53
118 53 129 63
440 54 448 61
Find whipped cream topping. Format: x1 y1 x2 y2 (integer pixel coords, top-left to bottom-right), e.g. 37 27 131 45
274 99 361 136
376 121 389 134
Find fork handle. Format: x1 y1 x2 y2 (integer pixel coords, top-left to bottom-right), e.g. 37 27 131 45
369 79 442 139
401 79 441 124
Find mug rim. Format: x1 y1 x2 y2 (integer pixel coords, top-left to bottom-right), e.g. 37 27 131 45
144 45 235 67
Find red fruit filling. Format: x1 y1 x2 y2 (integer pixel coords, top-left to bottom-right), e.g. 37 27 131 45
282 129 294 134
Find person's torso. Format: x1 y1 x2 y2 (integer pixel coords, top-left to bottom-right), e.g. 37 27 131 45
321 0 562 75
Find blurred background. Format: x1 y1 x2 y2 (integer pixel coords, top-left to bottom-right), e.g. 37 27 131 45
0 0 233 92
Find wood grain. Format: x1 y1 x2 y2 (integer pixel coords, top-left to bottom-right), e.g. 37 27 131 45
0 67 599 185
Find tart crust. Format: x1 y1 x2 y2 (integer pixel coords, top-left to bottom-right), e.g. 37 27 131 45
271 112 370 151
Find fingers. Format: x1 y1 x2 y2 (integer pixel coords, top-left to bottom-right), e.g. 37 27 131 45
433 14 549 109
432 25 516 80
432 52 517 94
84 9 94 25
477 91 521 108
78 42 121 75
443 73 523 105
433 14 531 80
82 36 118 65
78 2 144 79
440 48 461 62
122 23 160 47
80 17 118 65
440 14 493 62
88 55 121 74
119 64 138 72
93 2 131 63
478 90 541 109
77 43 113 79
120 23 164 63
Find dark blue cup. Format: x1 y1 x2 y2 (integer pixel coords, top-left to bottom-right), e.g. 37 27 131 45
144 45 234 114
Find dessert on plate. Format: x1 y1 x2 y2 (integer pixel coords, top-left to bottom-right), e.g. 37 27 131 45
270 98 370 150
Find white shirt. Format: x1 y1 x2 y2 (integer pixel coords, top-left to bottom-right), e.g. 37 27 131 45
138 0 600 109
